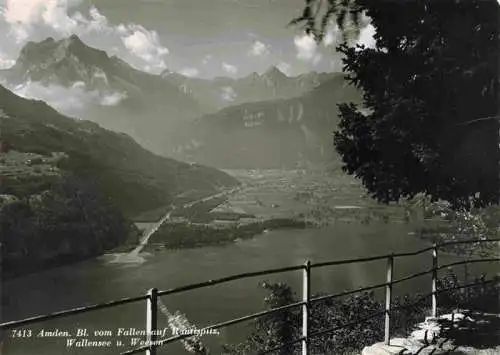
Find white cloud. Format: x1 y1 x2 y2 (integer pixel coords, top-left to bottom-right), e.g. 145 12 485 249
100 91 127 106
322 14 375 49
1 0 170 73
222 62 238 75
294 33 322 64
3 0 83 42
359 11 373 28
120 24 168 72
357 24 376 48
249 40 270 56
220 86 236 102
179 67 199 77
85 6 114 35
4 79 126 115
0 51 15 69
323 23 341 47
294 34 316 61
276 62 292 76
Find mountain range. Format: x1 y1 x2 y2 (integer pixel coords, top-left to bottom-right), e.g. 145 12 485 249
170 74 363 168
0 35 363 169
161 65 338 112
0 34 362 275
0 83 238 218
0 35 204 155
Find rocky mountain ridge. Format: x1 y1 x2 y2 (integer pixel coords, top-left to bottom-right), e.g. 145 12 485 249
169 73 363 168
0 35 204 155
161 65 338 112
0 35 362 168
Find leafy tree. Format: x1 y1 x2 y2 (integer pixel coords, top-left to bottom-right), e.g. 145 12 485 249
292 0 499 208
225 274 499 354
0 175 132 277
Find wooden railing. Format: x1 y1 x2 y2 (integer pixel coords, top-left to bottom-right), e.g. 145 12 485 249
1 238 499 355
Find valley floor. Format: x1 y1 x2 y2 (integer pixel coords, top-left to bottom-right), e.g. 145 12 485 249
131 168 411 252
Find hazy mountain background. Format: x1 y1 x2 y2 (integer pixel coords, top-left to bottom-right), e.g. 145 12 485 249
161 65 339 111
170 73 362 168
0 36 363 168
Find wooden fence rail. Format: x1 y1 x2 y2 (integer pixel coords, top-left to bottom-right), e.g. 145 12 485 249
1 238 499 355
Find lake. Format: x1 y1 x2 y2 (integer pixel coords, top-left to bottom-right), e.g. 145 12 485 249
2 170 496 354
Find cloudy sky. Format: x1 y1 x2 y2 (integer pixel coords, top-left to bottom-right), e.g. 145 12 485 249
0 0 375 78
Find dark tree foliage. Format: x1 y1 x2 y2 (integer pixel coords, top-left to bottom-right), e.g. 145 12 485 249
292 0 500 208
223 283 388 354
223 282 301 355
437 268 500 314
224 273 499 354
0 175 132 278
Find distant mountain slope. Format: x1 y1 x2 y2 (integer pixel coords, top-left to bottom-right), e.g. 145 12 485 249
170 73 363 169
161 66 338 112
0 84 239 217
0 35 205 155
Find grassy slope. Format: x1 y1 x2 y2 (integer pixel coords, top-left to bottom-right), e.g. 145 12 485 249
0 85 239 217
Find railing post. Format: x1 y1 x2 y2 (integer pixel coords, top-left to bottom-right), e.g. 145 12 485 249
146 288 158 355
431 244 438 318
302 260 311 355
384 254 394 345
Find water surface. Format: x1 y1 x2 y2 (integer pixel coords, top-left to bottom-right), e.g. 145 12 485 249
2 170 496 355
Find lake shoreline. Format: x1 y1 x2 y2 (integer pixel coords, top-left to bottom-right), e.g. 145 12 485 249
145 217 313 250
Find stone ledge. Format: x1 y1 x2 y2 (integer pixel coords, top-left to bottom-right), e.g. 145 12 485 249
362 340 500 355
362 312 500 355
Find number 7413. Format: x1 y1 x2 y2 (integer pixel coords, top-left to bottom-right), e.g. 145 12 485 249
11 329 32 338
